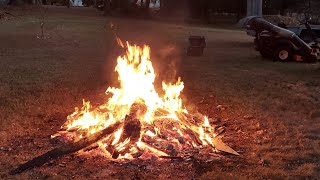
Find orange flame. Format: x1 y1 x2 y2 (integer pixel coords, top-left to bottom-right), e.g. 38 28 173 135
57 41 229 159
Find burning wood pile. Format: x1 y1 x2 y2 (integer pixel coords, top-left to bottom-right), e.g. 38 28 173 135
11 40 238 174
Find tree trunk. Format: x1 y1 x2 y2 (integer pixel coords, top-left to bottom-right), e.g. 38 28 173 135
145 0 150 8
133 0 138 5
144 0 150 16
160 0 169 14
104 0 111 15
118 0 129 12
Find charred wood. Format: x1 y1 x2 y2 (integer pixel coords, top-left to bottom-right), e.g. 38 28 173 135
10 122 121 175
111 105 142 158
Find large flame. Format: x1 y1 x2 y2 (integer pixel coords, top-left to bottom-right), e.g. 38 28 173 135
54 41 237 159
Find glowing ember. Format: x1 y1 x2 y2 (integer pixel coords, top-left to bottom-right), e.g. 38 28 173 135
55 40 238 159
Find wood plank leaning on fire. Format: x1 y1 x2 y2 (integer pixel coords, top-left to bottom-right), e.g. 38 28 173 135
9 122 122 175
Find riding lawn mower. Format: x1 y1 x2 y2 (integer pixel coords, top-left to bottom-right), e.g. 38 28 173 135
242 16 320 63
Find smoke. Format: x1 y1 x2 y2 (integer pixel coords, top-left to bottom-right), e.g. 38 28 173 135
154 44 182 84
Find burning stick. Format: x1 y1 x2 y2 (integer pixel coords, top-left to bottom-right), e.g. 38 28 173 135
108 22 125 48
10 122 122 175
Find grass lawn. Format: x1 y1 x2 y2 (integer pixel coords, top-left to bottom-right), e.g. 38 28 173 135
0 6 319 179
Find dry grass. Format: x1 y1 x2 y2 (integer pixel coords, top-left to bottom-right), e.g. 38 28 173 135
0 6 319 179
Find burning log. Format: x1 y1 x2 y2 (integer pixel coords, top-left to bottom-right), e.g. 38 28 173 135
122 113 142 143
110 104 143 158
10 122 122 175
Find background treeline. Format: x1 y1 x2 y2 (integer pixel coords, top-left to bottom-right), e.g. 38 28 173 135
4 0 320 23
161 0 320 17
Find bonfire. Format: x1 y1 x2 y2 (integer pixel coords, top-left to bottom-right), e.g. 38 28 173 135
11 39 238 174
56 39 238 158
